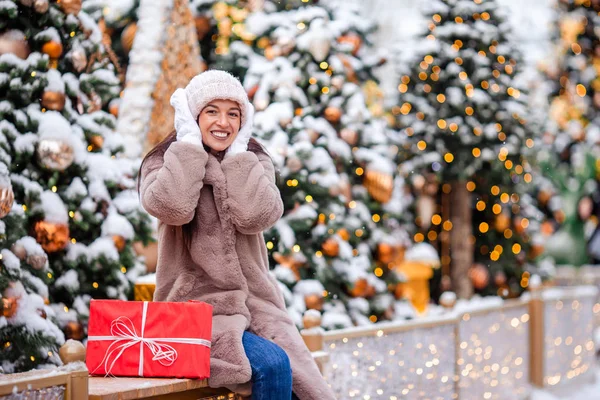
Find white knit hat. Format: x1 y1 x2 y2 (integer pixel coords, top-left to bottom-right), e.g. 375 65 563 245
184 70 249 126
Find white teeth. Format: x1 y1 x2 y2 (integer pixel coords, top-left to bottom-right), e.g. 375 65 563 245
211 131 228 138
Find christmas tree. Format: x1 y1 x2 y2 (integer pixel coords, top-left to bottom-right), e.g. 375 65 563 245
534 0 600 267
194 0 413 328
0 0 152 372
394 0 535 298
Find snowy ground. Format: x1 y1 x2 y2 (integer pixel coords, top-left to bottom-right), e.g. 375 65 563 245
532 369 600 400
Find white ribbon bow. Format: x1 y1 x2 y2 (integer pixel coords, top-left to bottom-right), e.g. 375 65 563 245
88 301 211 377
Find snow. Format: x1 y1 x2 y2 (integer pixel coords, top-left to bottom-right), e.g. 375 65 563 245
33 27 61 43
405 243 440 265
54 270 80 291
101 211 135 240
1 249 21 275
37 191 68 224
135 273 156 284
293 279 325 296
45 69 65 93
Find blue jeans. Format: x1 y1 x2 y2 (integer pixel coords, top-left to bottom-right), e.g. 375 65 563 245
242 331 299 400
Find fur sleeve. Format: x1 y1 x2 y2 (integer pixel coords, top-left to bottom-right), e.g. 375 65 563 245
140 142 208 226
221 151 284 235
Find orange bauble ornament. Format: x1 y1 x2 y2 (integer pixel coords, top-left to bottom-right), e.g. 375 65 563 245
59 0 82 15
90 135 104 151
2 297 17 318
468 264 489 290
121 23 137 55
324 106 342 124
337 228 350 241
337 33 362 56
34 220 69 253
41 91 66 111
64 321 84 341
349 278 372 298
195 15 212 40
340 128 358 145
321 238 339 257
112 235 126 252
363 170 393 203
0 184 14 218
304 294 324 311
377 243 394 264
41 41 63 59
495 212 511 232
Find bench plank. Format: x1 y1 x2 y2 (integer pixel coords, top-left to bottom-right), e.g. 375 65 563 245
88 377 216 400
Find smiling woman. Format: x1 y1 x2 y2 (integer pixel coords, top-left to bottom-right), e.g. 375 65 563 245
198 100 242 152
136 70 336 400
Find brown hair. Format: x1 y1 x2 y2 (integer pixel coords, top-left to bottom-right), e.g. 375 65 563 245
137 131 269 248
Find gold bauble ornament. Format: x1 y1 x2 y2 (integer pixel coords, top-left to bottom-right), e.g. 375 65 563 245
10 243 26 260
0 185 14 218
34 220 70 253
26 254 48 270
273 252 304 280
439 291 456 309
195 15 212 40
33 0 49 13
495 212 511 232
36 138 75 171
121 23 137 55
64 321 84 341
286 156 303 173
133 241 158 273
324 106 342 124
308 36 330 62
363 170 393 204
468 264 489 290
59 0 82 14
0 30 30 59
41 91 66 111
340 128 358 145
321 238 339 257
70 47 87 72
331 76 344 90
108 100 120 117
2 297 17 318
112 235 126 252
304 294 324 311
90 135 104 151
302 311 322 329
59 339 86 364
337 33 362 56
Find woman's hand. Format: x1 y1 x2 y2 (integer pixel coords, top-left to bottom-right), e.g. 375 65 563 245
226 102 255 156
171 88 203 146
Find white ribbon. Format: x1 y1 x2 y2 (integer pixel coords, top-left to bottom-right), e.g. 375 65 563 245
88 301 211 377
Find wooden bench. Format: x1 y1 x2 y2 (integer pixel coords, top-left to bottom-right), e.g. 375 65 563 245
88 377 241 400
0 336 327 400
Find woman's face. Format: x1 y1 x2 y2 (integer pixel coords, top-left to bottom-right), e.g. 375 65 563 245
198 99 242 152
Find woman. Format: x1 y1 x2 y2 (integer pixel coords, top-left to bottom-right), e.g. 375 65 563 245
138 70 336 400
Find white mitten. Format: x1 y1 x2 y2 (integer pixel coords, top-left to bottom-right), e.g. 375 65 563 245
226 102 255 156
170 88 202 146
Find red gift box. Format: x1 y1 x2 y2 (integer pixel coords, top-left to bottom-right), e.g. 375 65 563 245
86 299 212 378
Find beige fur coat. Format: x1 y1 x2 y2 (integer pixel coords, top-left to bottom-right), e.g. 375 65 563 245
140 141 336 399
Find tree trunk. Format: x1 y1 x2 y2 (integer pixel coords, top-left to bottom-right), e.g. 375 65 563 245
450 180 474 298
